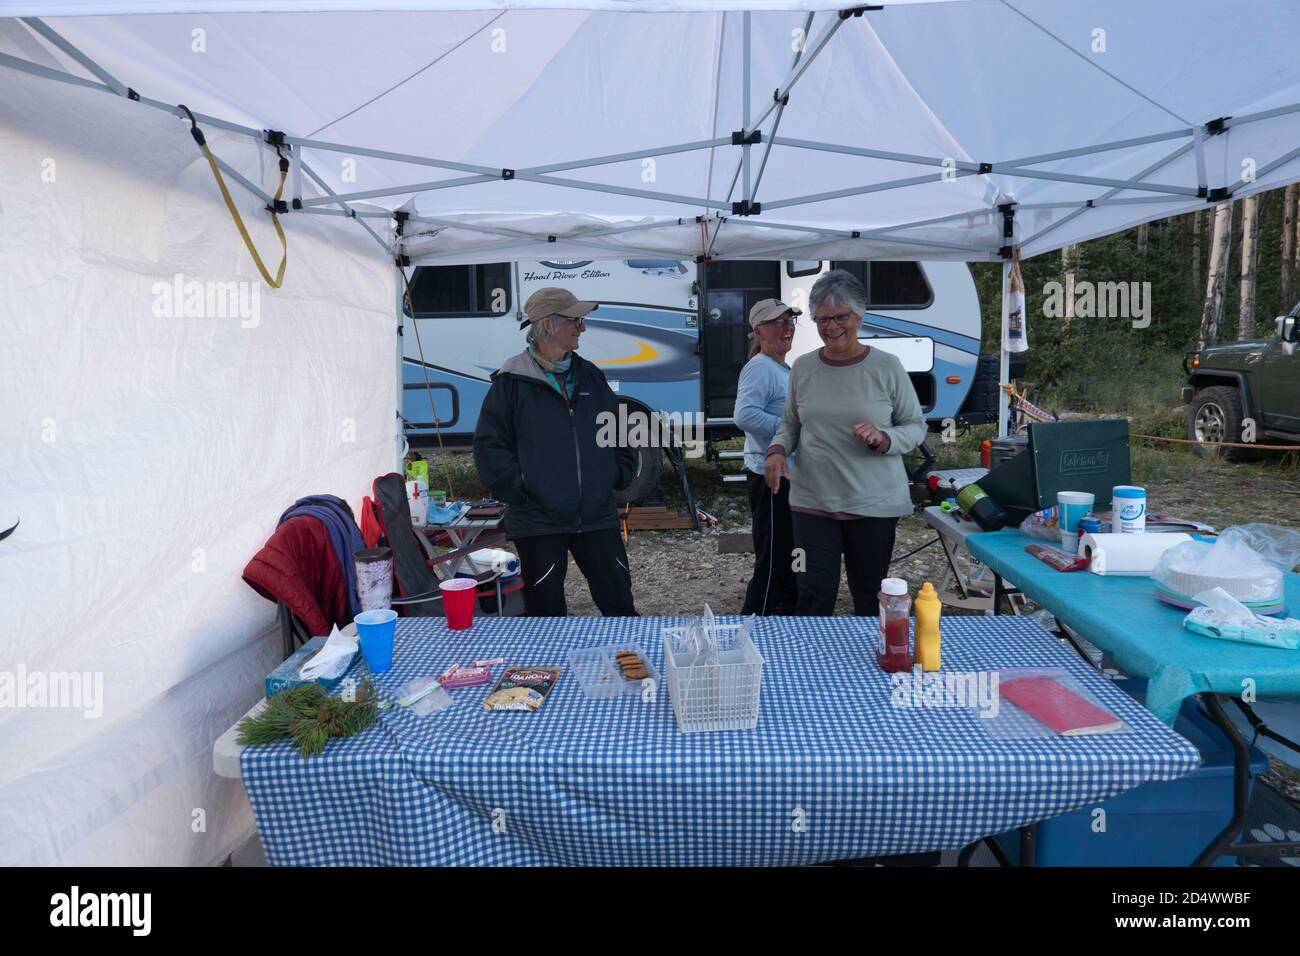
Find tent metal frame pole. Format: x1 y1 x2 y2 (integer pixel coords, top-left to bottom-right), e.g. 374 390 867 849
4 29 391 256
298 174 499 207
1022 141 1194 248
745 13 846 134
742 12 752 203
773 135 983 172
1192 124 1209 193
208 154 275 206
20 17 129 97
1015 196 1188 210
1229 142 1300 193
712 233 855 260
516 138 731 176
298 207 391 219
707 206 1001 256
299 161 391 253
1224 101 1300 128
5 28 266 142
990 165 1199 197
714 219 856 239
763 169 979 210
406 214 692 242
996 127 1193 168
285 135 502 177
401 215 692 261
511 172 730 210
750 11 813 204
12 20 1300 262
998 257 1011 439
774 124 1191 176
404 233 692 263
0 48 109 95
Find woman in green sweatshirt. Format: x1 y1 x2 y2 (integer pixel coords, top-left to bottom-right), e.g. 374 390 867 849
764 269 927 615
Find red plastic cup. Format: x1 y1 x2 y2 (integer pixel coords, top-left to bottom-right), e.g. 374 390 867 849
440 578 477 630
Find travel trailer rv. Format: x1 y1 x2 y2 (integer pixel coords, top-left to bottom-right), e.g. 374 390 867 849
401 258 996 498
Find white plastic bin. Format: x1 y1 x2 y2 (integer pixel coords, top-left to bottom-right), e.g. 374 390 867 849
662 621 763 732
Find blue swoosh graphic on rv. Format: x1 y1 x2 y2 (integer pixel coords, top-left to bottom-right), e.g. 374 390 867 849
860 313 979 354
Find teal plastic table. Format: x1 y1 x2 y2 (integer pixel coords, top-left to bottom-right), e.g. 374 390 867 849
966 528 1300 865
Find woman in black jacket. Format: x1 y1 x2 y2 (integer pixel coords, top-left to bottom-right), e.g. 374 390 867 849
472 287 639 616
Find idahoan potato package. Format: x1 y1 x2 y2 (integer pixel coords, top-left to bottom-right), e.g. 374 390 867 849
482 666 562 712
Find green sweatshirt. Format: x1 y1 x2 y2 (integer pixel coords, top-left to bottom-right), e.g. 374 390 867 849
768 347 927 518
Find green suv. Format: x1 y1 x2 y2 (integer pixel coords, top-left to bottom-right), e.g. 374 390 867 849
1182 305 1300 459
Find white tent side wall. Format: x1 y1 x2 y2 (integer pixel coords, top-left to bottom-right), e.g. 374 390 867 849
0 69 398 865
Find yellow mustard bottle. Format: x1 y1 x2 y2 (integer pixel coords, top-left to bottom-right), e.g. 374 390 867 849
914 581 942 672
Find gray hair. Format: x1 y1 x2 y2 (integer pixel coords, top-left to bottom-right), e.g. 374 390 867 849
525 314 563 345
809 268 867 318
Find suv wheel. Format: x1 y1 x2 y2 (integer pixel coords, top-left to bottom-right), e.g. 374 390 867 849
1185 386 1257 461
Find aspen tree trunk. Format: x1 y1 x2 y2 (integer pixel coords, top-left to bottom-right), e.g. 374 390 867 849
1199 202 1232 349
1191 210 1202 296
1282 184 1296 308
1137 222 1149 257
1238 194 1259 340
1061 245 1075 327
1294 189 1300 302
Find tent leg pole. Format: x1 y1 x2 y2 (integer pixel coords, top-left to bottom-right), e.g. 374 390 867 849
998 258 1011 439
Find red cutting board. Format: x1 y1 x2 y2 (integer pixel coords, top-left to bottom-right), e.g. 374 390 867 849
998 676 1122 736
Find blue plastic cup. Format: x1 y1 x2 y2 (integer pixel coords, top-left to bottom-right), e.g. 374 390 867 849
354 609 398 673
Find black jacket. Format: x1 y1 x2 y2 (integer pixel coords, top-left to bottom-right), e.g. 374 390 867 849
472 350 636 539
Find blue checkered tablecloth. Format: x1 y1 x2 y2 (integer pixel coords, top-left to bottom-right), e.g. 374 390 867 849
240 615 1202 866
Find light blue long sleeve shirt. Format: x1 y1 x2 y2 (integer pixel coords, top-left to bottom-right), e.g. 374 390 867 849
733 352 790 474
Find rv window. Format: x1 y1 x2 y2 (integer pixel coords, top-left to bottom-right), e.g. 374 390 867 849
705 260 781 291
829 261 870 292
785 260 822 278
868 262 932 308
829 261 933 309
404 263 512 317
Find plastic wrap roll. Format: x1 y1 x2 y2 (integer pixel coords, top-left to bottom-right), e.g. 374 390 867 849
1080 532 1191 576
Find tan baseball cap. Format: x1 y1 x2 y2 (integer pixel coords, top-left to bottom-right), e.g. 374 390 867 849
521 287 598 329
748 298 801 330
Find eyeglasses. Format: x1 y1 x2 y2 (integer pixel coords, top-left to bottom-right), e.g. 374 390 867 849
814 312 856 326
759 316 798 329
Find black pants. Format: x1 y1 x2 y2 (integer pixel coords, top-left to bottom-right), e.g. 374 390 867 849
514 528 638 617
792 511 898 616
742 472 798 615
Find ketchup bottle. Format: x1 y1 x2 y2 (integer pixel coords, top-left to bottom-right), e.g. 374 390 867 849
876 578 912 672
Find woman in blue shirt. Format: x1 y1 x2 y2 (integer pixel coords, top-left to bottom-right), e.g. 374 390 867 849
733 299 800 615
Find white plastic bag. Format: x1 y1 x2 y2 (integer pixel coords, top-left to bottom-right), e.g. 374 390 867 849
1018 507 1060 542
1153 524 1300 605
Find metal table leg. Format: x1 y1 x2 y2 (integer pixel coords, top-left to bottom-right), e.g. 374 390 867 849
1192 694 1252 866
1019 824 1037 867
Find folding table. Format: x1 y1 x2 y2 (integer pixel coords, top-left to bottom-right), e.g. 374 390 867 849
967 529 1300 865
218 614 1200 866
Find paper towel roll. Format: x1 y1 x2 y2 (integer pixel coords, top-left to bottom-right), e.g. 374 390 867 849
1080 532 1192 576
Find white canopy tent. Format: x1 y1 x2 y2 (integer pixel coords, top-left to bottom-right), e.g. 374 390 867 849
4 1 1300 865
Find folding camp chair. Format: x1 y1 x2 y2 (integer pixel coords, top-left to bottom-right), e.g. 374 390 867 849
369 473 524 618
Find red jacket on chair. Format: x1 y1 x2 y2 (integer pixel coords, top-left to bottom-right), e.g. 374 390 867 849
242 516 351 636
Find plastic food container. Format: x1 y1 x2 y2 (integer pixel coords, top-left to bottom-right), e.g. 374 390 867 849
566 643 660 700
